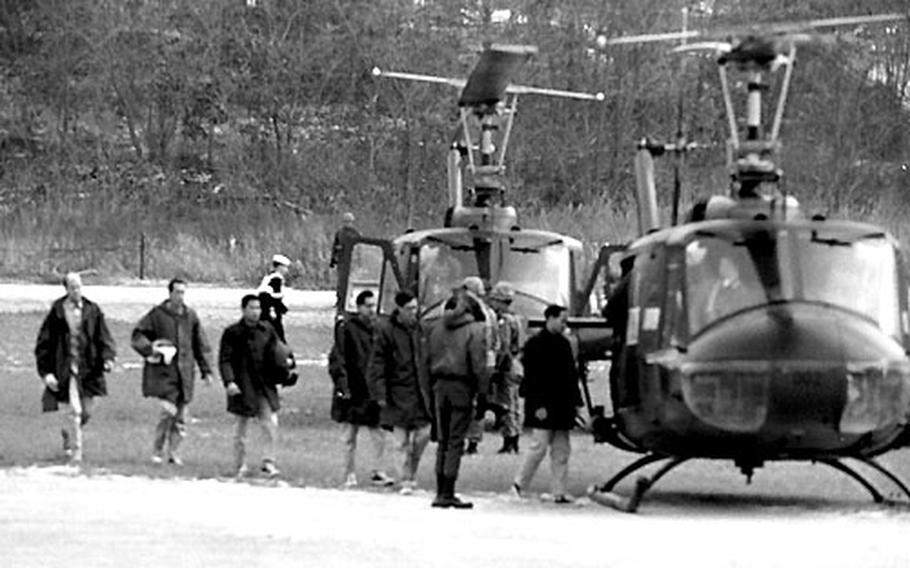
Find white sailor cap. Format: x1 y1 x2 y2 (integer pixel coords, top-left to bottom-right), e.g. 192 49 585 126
272 253 291 266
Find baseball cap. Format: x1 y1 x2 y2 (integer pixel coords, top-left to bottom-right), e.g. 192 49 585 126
272 254 291 267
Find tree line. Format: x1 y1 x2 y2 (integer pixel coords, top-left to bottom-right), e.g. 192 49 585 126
0 0 908 282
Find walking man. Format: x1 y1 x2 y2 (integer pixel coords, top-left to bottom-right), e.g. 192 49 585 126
512 304 582 504
132 277 214 465
426 295 488 508
220 294 284 477
259 253 291 341
329 212 359 269
367 290 433 494
35 272 116 463
329 289 393 488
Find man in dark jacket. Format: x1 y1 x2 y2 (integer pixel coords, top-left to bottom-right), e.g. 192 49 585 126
426 294 488 509
367 290 432 494
329 290 392 488
132 278 214 466
220 294 284 477
512 304 582 504
35 272 116 463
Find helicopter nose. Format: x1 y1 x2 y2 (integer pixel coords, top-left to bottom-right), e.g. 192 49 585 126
679 303 910 435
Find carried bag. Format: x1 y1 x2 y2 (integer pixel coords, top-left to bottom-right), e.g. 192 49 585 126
268 338 298 387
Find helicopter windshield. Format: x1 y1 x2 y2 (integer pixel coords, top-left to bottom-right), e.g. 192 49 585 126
417 232 573 319
685 227 900 336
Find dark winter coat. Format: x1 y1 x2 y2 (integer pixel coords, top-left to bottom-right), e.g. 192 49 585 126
426 309 488 394
367 311 432 429
219 318 281 417
520 328 582 430
132 301 213 405
330 314 380 426
35 296 116 411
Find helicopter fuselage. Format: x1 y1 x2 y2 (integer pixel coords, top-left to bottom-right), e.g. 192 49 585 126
608 217 910 462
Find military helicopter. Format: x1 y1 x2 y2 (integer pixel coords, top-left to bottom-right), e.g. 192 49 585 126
585 12 910 512
334 45 611 360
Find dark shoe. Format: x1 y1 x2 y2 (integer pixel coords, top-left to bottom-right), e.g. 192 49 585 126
510 436 520 454
496 438 510 454
431 495 452 508
464 441 478 455
448 495 474 509
554 495 574 505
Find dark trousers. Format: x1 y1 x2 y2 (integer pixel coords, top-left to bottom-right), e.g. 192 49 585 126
433 379 474 478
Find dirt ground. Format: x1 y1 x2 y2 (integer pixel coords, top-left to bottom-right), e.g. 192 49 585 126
4 283 910 567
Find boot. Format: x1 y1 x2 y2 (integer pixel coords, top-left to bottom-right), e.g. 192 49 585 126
464 440 478 455
432 473 449 508
447 477 473 509
497 436 519 454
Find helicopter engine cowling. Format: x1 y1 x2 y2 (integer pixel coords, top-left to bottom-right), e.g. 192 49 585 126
625 302 910 460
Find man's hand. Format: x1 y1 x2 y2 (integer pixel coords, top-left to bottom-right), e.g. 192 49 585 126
225 382 241 397
201 373 214 387
43 374 59 391
534 407 548 421
103 360 115 373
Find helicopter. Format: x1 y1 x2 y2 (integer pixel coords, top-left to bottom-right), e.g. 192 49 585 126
333 45 612 366
584 12 910 513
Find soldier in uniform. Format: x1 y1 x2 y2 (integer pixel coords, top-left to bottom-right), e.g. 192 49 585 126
426 294 488 508
487 281 526 454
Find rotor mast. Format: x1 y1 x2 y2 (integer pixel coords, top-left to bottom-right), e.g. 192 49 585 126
374 45 604 229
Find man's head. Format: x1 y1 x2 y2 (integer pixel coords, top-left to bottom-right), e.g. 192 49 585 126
394 290 418 325
64 272 83 304
488 281 515 309
241 294 261 324
543 304 568 334
272 253 291 276
342 212 355 227
168 277 187 308
461 276 485 297
356 289 376 318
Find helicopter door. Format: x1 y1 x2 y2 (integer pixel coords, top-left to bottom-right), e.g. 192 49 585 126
334 236 404 317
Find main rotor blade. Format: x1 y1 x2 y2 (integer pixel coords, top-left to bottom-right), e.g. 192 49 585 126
371 67 466 90
605 30 701 45
507 84 605 101
604 12 906 47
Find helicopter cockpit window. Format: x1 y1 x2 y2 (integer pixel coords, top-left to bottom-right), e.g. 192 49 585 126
418 240 474 318
497 237 572 314
684 229 901 337
686 237 768 334
798 231 899 336
345 243 388 313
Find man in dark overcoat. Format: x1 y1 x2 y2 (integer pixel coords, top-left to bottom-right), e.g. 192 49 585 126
35 272 116 463
426 294 488 509
512 304 582 504
132 277 214 465
329 289 392 488
220 294 284 477
367 290 433 494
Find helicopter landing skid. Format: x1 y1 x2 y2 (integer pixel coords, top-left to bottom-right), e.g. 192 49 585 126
588 454 690 513
815 457 910 504
588 453 910 513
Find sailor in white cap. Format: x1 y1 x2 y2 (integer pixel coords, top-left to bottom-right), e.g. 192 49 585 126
258 254 291 341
